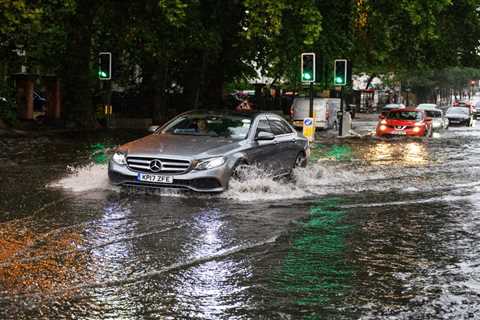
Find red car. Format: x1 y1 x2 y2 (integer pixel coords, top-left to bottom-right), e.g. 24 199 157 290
376 109 433 137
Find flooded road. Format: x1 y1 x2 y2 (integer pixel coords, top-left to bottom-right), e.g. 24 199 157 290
1 123 480 319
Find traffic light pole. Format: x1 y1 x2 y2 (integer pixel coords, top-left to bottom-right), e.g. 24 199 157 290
339 86 344 136
309 82 314 118
101 80 112 126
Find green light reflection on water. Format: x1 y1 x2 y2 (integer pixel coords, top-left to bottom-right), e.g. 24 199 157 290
275 197 354 317
309 144 353 162
90 143 111 164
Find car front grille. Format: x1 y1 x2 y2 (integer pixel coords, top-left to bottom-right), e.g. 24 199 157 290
126 156 191 174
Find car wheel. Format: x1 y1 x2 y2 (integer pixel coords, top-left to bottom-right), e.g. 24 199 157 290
294 152 307 168
231 161 248 182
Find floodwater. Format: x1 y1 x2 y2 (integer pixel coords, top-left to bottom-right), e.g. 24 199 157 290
1 123 480 319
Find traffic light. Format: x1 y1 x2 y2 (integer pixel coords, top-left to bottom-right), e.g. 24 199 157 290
301 53 316 83
334 59 347 86
98 52 112 80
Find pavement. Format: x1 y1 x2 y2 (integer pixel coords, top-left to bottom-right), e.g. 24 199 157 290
353 112 380 121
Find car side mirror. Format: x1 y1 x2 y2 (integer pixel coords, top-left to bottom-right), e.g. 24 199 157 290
256 131 275 141
148 125 160 133
379 114 385 119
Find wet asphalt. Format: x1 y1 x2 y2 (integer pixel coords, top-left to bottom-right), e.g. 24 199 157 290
1 119 480 319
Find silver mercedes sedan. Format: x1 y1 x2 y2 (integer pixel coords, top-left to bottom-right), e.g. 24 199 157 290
108 110 310 192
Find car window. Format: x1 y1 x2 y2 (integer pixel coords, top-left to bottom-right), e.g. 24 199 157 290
268 118 293 135
387 111 423 121
255 119 273 136
162 114 252 139
447 107 469 115
425 110 441 118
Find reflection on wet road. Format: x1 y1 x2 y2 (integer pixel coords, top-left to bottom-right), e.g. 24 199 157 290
1 125 480 318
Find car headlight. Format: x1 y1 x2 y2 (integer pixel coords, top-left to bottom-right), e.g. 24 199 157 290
194 157 226 170
112 152 127 165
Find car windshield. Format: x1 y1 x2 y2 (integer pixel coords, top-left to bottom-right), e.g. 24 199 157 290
162 113 252 139
387 111 423 121
447 107 469 115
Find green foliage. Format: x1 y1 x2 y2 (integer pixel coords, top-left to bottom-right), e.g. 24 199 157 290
1 0 480 125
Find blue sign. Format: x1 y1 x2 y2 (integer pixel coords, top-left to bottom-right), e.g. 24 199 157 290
304 118 313 126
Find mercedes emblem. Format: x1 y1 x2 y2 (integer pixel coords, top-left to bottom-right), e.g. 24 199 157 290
149 159 162 172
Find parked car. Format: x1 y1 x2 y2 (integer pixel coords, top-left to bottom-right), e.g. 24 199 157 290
290 97 340 129
476 101 480 118
109 110 309 192
416 104 448 130
376 108 433 137
445 107 474 126
380 103 406 118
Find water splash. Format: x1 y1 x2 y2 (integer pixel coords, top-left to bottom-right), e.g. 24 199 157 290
47 164 115 192
47 152 476 201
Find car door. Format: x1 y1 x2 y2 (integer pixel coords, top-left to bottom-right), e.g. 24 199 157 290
267 115 298 173
247 116 279 173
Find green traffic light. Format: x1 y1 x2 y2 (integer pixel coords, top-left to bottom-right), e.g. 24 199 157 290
99 70 108 78
335 76 344 84
303 72 312 81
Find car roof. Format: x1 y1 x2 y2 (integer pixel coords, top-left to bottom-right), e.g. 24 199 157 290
389 108 421 112
179 109 289 120
181 109 255 118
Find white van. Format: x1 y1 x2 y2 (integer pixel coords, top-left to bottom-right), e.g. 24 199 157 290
291 97 340 129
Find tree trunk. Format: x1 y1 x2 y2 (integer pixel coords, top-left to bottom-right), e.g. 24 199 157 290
62 0 98 128
152 63 168 124
365 74 376 90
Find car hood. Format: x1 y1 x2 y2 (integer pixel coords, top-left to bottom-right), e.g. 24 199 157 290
446 114 469 119
118 133 244 159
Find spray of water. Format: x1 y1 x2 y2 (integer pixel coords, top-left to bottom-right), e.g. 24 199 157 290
47 155 474 201
47 164 116 192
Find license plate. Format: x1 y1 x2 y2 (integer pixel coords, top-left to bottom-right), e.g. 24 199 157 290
137 173 174 184
393 130 406 135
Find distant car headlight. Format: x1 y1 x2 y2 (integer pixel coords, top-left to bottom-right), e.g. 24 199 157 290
379 125 387 131
412 127 421 133
112 152 127 165
194 157 226 170
380 119 387 125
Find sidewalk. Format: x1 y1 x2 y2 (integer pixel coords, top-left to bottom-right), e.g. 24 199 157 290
353 112 380 121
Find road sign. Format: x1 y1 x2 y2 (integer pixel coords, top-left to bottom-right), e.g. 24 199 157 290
303 117 315 142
